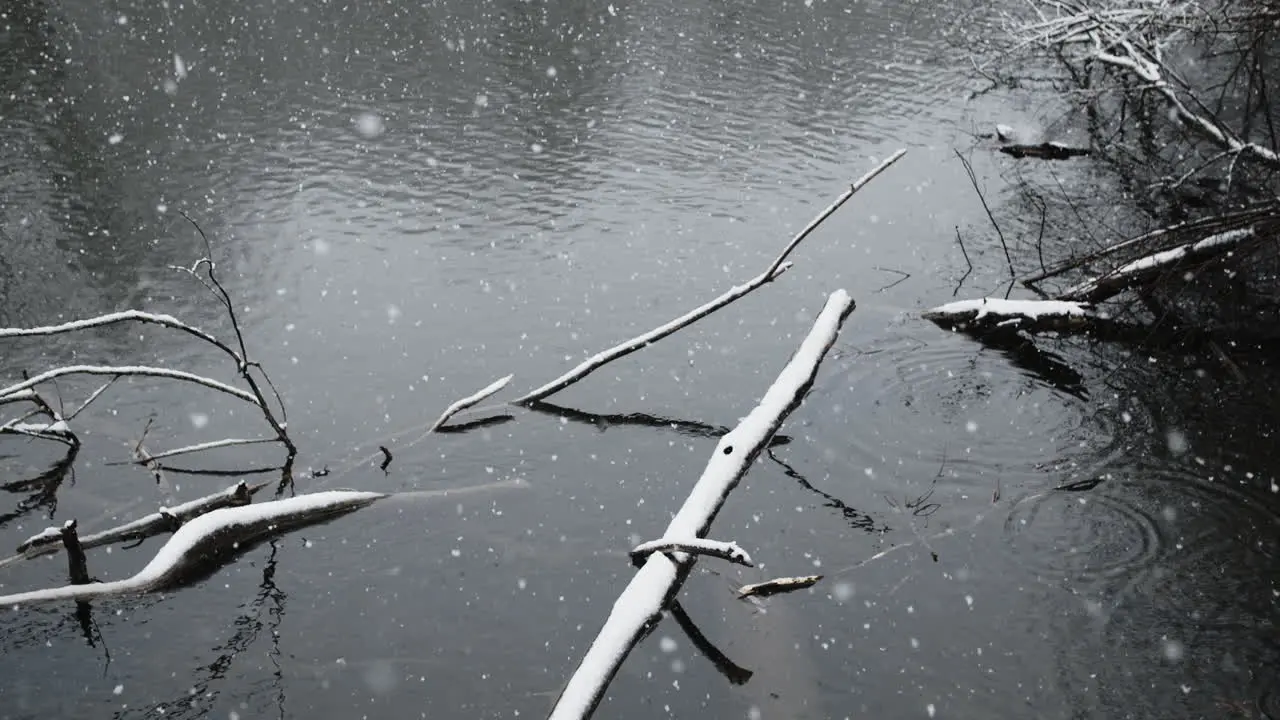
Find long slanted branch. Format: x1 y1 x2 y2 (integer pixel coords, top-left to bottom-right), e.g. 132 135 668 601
546 288 856 720
512 151 904 405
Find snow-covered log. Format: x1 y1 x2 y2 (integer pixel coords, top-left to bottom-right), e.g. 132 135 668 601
513 150 903 405
0 490 386 605
1060 226 1259 302
923 297 1093 332
546 288 855 720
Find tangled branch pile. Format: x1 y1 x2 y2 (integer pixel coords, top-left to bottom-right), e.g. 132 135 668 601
979 0 1280 332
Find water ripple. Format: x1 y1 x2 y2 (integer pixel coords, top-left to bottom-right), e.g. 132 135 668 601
1002 483 1165 586
811 329 1134 498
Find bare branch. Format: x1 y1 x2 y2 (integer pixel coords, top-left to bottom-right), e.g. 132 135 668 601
0 310 243 366
0 365 261 407
514 150 905 405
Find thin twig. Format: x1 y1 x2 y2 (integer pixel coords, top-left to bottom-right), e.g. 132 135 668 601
953 226 974 297
955 149 1015 277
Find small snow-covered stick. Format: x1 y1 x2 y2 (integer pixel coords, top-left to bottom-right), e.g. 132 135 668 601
513 151 904 405
429 374 514 432
629 538 754 567
546 288 855 720
737 574 822 599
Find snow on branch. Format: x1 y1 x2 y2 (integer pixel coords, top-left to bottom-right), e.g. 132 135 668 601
1059 226 1260 302
0 365 261 407
546 288 855 720
629 538 754 567
429 374 513 431
513 150 904 405
0 310 242 365
923 297 1093 332
0 491 386 605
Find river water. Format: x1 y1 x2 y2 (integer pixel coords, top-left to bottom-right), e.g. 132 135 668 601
2 0 1279 718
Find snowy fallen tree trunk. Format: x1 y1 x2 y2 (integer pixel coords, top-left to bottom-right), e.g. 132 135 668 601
1059 226 1263 303
546 288 855 720
923 297 1093 333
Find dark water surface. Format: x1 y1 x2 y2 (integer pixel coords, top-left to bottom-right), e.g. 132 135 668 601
3 0 1279 718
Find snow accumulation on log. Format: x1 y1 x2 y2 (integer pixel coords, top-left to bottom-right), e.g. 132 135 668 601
1060 227 1257 302
923 297 1093 332
545 289 855 720
0 490 385 605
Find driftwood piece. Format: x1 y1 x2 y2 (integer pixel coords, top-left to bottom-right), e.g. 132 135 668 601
546 288 855 720
923 297 1093 333
629 538 754 567
998 142 1090 160
1059 226 1260 303
513 150 904 405
737 574 823 599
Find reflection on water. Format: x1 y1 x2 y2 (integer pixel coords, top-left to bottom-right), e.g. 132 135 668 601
2 0 1280 718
